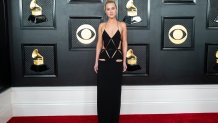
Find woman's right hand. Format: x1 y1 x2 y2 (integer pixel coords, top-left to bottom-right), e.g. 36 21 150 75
94 62 98 73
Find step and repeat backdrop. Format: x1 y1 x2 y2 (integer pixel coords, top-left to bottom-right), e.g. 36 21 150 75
0 0 10 92
8 0 218 86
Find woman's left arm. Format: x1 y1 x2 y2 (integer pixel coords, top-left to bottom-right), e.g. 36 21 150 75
121 22 128 72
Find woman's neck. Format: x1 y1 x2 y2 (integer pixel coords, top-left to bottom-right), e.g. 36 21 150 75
107 18 117 23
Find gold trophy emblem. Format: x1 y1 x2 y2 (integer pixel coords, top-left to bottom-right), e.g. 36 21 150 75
126 0 137 16
127 49 137 65
31 49 48 72
32 49 44 65
126 49 141 71
30 0 42 16
123 0 142 24
28 0 47 24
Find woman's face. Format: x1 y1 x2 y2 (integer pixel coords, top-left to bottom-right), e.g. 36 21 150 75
105 3 117 19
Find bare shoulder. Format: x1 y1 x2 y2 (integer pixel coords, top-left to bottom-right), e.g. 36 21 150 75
99 22 106 28
120 21 127 29
99 22 106 33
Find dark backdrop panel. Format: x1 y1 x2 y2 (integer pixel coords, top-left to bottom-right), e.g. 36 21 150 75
22 44 57 77
124 44 149 77
8 0 218 86
205 44 218 75
0 0 10 92
69 16 102 50
162 17 194 50
20 0 55 29
207 0 218 29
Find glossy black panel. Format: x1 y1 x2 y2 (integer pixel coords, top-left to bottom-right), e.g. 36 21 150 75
0 0 10 92
7 0 218 86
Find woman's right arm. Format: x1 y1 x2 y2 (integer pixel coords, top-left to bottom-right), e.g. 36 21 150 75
94 23 103 73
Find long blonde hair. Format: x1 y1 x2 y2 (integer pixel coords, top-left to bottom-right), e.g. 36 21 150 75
104 0 117 11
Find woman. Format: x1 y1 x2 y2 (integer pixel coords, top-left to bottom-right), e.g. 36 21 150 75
94 0 128 123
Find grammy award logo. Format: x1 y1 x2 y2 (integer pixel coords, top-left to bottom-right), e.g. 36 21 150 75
168 25 188 45
126 49 141 71
31 49 48 72
28 0 47 24
126 0 137 16
127 49 137 65
123 0 142 24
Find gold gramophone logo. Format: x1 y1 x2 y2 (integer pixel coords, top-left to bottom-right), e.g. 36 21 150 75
126 0 137 17
32 49 44 65
31 49 48 72
126 49 141 71
168 25 188 45
28 0 47 24
123 0 142 24
30 0 42 16
127 49 137 65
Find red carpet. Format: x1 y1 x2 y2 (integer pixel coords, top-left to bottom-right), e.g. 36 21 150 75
7 113 218 123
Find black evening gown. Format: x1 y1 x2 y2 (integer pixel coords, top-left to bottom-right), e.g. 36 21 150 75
97 28 123 123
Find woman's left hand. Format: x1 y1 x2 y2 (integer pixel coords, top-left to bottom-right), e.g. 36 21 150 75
123 62 127 72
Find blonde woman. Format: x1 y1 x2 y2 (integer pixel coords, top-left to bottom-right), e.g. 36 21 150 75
94 0 128 123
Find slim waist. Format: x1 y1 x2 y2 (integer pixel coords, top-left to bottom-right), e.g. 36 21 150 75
99 58 123 62
101 48 121 51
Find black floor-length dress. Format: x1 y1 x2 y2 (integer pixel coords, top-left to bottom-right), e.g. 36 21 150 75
97 25 123 123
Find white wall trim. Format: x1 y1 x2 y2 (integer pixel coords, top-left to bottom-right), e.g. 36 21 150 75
0 88 12 123
12 85 218 116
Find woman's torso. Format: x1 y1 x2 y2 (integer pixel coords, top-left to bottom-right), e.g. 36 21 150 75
99 22 123 62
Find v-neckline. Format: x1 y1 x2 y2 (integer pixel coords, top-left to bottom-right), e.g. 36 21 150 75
103 30 120 39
